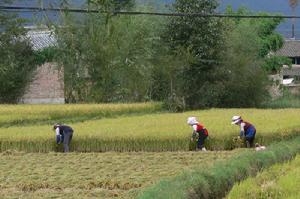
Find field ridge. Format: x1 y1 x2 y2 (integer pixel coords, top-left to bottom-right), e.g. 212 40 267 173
138 136 300 199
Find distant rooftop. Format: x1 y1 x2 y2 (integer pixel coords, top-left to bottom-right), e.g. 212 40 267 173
25 27 56 50
275 39 300 57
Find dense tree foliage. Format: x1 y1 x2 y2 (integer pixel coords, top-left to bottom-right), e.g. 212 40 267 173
162 0 227 109
88 0 135 10
0 11 36 103
0 0 290 107
220 19 269 107
218 7 293 107
55 1 162 103
226 7 292 72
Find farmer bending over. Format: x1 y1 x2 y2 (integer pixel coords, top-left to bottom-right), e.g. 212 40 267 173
187 117 209 151
53 123 74 153
231 116 256 148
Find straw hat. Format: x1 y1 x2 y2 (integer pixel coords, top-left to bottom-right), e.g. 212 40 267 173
187 117 199 125
231 116 242 124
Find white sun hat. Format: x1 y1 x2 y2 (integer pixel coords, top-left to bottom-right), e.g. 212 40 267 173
187 117 198 125
231 116 241 124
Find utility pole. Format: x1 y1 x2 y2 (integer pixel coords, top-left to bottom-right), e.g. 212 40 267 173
289 0 299 39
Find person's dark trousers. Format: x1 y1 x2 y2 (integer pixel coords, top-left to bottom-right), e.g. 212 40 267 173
245 127 256 148
245 136 255 148
63 130 73 152
197 133 208 150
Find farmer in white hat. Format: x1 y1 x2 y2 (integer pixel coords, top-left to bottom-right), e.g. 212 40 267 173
53 123 74 153
187 117 209 151
231 116 256 148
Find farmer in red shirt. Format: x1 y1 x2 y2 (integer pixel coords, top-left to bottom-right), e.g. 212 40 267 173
187 117 209 151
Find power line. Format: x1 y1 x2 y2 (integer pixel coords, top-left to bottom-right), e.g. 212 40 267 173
1 6 300 19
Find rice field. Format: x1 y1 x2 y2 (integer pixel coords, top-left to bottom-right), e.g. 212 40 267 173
226 154 300 199
1 108 300 152
0 150 239 199
0 102 162 127
1 105 300 198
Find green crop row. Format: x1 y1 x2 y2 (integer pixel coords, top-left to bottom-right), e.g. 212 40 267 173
138 136 300 199
0 102 163 127
226 155 300 199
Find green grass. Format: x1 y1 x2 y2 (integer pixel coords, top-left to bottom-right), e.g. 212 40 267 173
262 95 300 108
1 109 300 152
138 136 300 199
0 150 238 199
0 102 162 127
226 155 300 199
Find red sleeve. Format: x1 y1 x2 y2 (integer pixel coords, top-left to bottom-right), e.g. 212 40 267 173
196 124 204 131
197 124 208 136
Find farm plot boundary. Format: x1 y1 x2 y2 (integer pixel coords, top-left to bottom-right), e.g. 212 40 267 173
226 154 300 199
138 136 300 199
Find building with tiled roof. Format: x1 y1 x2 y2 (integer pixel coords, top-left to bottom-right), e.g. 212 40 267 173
275 39 300 65
270 39 300 96
26 28 57 51
20 27 64 104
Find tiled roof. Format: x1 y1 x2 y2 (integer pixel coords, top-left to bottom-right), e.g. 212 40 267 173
275 40 300 57
26 28 57 51
282 65 300 76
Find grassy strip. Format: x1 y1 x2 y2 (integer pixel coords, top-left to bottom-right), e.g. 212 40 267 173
226 155 300 199
0 102 163 127
137 136 300 199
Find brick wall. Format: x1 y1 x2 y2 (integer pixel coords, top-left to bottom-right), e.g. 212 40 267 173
20 62 65 104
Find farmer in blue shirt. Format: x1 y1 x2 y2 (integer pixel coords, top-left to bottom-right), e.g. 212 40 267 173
231 116 256 148
53 123 74 152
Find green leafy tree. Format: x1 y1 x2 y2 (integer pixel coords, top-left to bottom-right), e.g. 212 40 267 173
226 7 291 72
220 7 292 107
220 21 269 107
163 0 227 109
0 10 36 103
88 0 134 11
55 2 161 103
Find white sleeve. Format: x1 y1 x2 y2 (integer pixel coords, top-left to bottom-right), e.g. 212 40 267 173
56 128 60 136
240 123 245 132
192 125 197 131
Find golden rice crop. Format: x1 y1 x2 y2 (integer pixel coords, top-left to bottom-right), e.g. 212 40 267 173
0 102 162 127
0 108 300 152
